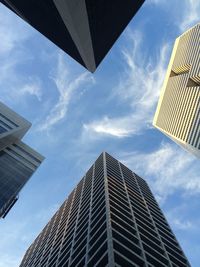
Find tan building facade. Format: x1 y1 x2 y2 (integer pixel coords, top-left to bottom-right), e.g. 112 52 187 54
153 23 200 158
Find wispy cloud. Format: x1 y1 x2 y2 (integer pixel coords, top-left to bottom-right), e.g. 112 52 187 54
83 30 169 138
19 79 43 101
0 5 31 55
82 0 200 140
0 5 43 105
165 204 198 232
148 0 200 32
146 0 167 6
180 0 200 31
171 218 193 230
120 142 200 202
0 203 59 267
39 54 95 131
0 255 19 267
83 115 137 138
0 59 43 104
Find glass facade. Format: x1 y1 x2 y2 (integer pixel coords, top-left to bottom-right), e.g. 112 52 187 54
0 101 43 218
0 119 12 131
0 112 18 127
0 151 33 218
0 125 7 134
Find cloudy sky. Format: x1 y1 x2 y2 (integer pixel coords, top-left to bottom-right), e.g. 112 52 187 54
0 0 200 266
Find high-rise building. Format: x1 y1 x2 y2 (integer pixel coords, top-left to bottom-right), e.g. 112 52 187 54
20 152 190 267
1 0 145 72
153 23 200 158
0 102 44 218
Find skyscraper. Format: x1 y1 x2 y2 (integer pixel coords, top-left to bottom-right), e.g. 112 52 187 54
20 152 190 267
1 0 145 72
153 23 200 158
0 102 44 218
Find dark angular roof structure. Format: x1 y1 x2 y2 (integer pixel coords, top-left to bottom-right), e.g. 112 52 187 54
1 0 145 72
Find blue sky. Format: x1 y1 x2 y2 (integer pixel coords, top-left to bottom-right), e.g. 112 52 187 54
0 0 199 266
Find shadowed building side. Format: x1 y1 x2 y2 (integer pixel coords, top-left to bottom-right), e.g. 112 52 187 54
84 0 145 68
1 0 145 72
0 0 86 68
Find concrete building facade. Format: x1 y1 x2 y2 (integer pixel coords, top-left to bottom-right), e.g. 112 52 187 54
0 102 44 218
20 152 190 267
153 23 200 158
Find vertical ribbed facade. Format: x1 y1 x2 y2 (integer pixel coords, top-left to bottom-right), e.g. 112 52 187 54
20 152 190 267
153 23 200 158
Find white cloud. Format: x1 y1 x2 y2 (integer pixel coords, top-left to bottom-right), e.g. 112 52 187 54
171 218 193 230
0 203 59 267
82 0 200 140
180 0 200 31
84 30 169 138
120 142 200 202
83 116 137 138
0 220 27 267
19 80 43 101
20 84 42 101
146 0 167 6
146 0 200 33
0 67 43 104
147 0 200 32
165 204 198 231
0 255 19 267
0 4 32 55
39 54 95 131
0 4 42 105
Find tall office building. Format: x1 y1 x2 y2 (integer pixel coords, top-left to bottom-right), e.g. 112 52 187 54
153 23 200 158
1 0 145 72
0 102 44 218
20 152 190 267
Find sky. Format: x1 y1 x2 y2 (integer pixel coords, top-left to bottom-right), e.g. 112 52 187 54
0 0 199 266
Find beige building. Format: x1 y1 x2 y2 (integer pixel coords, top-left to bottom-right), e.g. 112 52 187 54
153 23 200 158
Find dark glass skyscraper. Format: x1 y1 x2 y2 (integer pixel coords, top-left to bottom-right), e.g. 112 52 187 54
1 0 145 72
20 152 190 267
0 102 44 218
